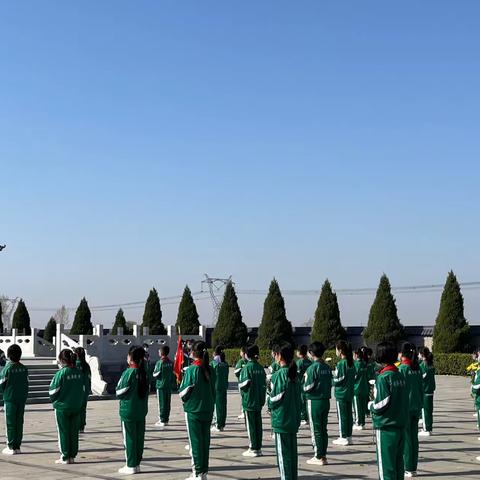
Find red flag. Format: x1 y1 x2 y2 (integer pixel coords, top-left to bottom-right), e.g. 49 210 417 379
173 335 184 384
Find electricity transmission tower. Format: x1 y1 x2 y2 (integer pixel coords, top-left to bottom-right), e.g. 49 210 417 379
201 274 233 325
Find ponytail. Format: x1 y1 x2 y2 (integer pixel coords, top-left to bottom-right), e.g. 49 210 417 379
193 341 211 382
402 342 420 370
279 344 297 382
336 340 354 368
356 346 369 363
59 348 77 367
73 347 89 374
129 346 148 398
419 346 434 366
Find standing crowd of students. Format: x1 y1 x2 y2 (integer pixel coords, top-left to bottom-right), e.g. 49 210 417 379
1 339 480 480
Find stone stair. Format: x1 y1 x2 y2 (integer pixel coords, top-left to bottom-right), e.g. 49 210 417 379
23 358 57 405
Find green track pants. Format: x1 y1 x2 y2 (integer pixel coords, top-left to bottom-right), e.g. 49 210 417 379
55 409 80 461
121 419 145 468
274 432 298 480
186 413 211 476
477 406 480 430
375 428 405 480
404 414 420 472
214 390 227 430
300 391 308 422
307 398 329 458
4 401 26 450
336 400 353 438
353 394 368 427
421 394 434 432
79 399 88 432
156 388 171 423
245 409 263 451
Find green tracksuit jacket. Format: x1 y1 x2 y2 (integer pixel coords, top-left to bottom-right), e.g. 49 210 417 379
471 369 480 429
239 360 267 451
153 357 174 423
116 366 149 468
399 362 424 473
370 365 407 480
268 366 301 480
179 362 216 476
334 359 355 438
75 360 91 431
211 359 229 429
354 359 369 426
304 360 332 458
0 361 29 450
420 361 436 432
49 366 85 461
234 358 247 379
296 357 312 422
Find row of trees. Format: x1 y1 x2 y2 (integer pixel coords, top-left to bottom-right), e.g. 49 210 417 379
3 271 471 353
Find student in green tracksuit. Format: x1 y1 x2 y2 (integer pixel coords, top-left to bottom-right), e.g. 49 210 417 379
234 346 247 419
179 340 216 480
333 340 355 445
0 345 28 455
268 344 301 480
74 347 91 433
353 346 369 430
49 349 85 465
399 343 424 478
418 347 436 437
211 345 229 432
472 366 480 441
239 344 267 457
303 341 332 466
153 344 173 427
296 344 312 425
369 341 407 480
116 346 149 475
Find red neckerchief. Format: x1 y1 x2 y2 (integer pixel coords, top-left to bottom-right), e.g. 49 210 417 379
193 359 202 366
129 363 139 369
401 358 413 367
379 364 398 374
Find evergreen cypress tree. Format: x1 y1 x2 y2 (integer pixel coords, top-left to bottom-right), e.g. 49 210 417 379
44 317 57 343
142 288 166 335
256 279 294 349
111 308 131 335
212 282 248 348
70 297 94 335
311 279 346 348
433 271 470 353
176 285 200 335
12 299 31 335
363 274 404 347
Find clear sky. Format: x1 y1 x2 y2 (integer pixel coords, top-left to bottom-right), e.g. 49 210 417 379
0 1 479 329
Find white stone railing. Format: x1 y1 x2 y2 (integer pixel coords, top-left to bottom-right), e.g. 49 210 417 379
0 328 55 358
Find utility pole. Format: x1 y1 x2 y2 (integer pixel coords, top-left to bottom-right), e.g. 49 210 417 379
201 274 233 325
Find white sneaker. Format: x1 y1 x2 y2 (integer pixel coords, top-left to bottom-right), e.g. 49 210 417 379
185 444 190 451
184 475 203 480
404 472 417 477
2 447 16 455
155 421 166 427
306 456 328 465
418 430 431 437
118 465 137 475
353 424 364 431
211 426 221 433
242 448 257 457
300 420 308 426
237 412 245 419
55 458 69 464
332 437 350 446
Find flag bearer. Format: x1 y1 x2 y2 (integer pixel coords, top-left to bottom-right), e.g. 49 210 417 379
74 347 91 433
116 346 149 475
234 346 248 419
399 342 424 478
296 344 312 425
239 344 267 457
369 341 407 480
153 344 174 427
418 346 436 437
303 341 332 466
211 345 229 432
179 340 216 480
0 344 28 455
333 340 356 445
353 347 369 431
49 349 85 465
268 343 301 480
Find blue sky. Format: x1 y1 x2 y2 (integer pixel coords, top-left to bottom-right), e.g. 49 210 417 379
0 1 479 329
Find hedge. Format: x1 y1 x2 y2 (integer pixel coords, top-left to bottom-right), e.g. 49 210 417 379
217 350 473 377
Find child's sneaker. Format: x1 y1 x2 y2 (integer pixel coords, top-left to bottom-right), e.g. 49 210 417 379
210 426 221 433
2 447 16 455
237 412 245 419
306 456 328 465
404 472 417 477
300 420 308 426
118 465 137 475
154 421 166 427
184 475 202 480
418 430 431 437
353 424 364 431
242 448 257 457
55 458 70 464
332 437 349 446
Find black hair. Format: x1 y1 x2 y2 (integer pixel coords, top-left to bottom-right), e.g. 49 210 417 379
402 342 419 370
356 346 369 363
419 346 433 366
366 347 373 360
240 345 247 354
278 344 297 382
336 340 354 368
74 347 89 374
220 351 226 363
298 344 308 356
247 344 260 360
160 345 170 357
376 342 397 365
271 344 281 354
192 341 211 381
215 345 224 356
59 348 77 367
129 346 148 399
308 341 325 359
7 344 22 362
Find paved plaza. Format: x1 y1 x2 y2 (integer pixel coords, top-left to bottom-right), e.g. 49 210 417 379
1 375 479 479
